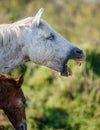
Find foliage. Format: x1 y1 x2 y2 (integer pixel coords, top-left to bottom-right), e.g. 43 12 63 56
0 0 100 130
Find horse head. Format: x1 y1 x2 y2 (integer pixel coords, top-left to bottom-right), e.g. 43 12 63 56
0 8 85 76
22 8 85 76
1 75 27 130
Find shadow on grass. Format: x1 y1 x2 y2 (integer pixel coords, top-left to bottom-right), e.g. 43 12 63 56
30 107 79 130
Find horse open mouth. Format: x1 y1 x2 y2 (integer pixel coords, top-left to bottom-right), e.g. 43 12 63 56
61 58 84 77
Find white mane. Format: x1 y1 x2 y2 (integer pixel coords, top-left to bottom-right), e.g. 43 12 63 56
0 17 33 47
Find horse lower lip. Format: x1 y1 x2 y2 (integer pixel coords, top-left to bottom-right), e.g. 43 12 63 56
61 70 67 76
61 65 72 77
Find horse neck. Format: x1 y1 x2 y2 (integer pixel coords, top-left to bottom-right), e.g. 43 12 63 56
0 24 28 73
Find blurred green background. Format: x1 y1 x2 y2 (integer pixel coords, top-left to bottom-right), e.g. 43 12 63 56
0 0 100 130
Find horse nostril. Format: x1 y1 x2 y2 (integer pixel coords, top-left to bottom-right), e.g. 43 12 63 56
72 48 86 59
76 50 82 54
74 48 83 55
15 121 27 130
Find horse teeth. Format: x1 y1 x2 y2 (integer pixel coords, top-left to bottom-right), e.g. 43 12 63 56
76 60 82 66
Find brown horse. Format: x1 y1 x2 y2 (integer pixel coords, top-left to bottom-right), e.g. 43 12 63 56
0 74 27 130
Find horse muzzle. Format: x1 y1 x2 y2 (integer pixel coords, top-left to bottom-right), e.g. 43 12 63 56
61 47 86 76
15 121 27 130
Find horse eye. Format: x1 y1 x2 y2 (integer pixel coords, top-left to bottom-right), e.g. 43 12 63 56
46 33 55 41
22 98 26 105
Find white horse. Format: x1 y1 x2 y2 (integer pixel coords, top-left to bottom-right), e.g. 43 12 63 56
0 8 85 76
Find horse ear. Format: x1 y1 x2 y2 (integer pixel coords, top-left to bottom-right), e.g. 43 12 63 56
17 74 24 88
32 8 44 27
